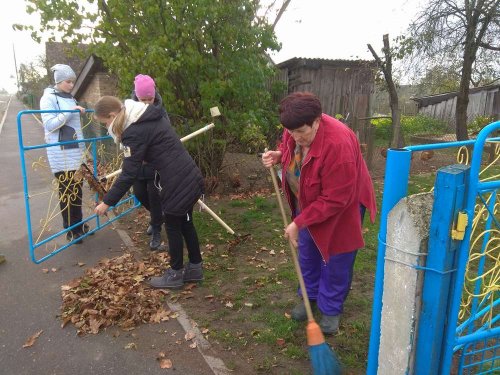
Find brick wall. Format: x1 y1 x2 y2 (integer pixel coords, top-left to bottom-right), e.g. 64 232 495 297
78 73 118 107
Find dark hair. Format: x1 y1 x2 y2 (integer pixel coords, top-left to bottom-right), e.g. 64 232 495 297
279 92 322 130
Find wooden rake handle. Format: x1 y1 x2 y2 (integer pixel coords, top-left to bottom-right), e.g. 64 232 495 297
197 199 235 235
266 154 315 322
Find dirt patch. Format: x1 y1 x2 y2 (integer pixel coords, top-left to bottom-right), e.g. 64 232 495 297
215 152 271 194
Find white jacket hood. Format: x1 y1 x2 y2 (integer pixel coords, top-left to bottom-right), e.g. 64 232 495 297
108 99 148 143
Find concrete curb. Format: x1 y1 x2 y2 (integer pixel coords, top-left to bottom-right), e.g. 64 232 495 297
169 301 231 375
114 226 230 375
0 95 12 135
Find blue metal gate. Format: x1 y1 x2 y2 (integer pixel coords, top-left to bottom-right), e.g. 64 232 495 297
367 121 500 374
17 109 140 264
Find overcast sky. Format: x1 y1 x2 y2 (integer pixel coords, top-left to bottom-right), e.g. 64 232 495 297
1 0 422 93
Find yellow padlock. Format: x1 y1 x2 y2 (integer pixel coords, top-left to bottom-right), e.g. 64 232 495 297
451 212 468 240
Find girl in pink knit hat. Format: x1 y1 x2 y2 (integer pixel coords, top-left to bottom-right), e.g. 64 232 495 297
131 74 168 250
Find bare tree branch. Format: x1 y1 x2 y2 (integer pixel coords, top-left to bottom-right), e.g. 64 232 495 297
271 0 291 30
478 42 500 50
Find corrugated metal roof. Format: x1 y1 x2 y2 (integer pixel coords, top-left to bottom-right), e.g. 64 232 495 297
412 83 500 107
276 57 376 69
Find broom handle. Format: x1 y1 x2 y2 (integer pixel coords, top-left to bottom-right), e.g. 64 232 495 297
267 161 315 322
197 199 235 235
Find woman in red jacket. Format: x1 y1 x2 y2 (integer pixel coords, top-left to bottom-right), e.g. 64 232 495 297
262 92 376 334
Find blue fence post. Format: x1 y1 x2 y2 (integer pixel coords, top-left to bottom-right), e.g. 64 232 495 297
367 148 412 374
414 164 470 374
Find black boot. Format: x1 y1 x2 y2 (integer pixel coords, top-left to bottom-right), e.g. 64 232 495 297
66 230 83 245
149 227 163 251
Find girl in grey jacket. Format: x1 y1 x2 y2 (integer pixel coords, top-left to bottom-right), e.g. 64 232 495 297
40 64 88 243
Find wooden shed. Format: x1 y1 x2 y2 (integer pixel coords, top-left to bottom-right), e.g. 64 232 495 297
276 57 376 120
412 83 500 128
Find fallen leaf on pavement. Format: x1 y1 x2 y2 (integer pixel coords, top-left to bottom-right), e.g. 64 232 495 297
159 358 172 369
124 342 137 350
189 341 197 349
184 331 196 341
23 330 43 348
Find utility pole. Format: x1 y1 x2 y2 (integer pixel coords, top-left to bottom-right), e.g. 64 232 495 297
13 44 20 92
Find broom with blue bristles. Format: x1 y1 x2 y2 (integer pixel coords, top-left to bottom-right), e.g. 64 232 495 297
267 156 342 375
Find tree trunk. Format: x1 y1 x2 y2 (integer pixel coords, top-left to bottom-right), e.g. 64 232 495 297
455 9 477 141
455 37 476 140
390 102 403 148
456 79 470 141
382 34 404 148
368 34 405 148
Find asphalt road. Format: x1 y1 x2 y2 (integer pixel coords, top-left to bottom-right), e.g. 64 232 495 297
0 96 225 375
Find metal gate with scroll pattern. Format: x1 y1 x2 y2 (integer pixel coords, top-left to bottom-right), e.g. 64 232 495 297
367 121 500 374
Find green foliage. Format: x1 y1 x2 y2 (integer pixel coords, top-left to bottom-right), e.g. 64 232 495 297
403 115 448 135
468 115 495 134
20 0 282 174
370 117 392 140
17 56 51 109
415 65 461 96
371 115 448 140
240 123 267 153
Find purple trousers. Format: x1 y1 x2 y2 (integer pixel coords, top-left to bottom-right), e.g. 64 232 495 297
297 206 365 316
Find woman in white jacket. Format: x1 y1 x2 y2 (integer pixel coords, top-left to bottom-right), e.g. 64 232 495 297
40 64 88 243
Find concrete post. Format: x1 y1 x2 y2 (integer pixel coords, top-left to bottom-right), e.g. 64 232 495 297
377 192 434 375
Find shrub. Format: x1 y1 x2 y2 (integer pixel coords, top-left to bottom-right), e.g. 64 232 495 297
468 115 495 134
370 117 392 140
402 115 447 135
371 115 448 142
240 123 268 153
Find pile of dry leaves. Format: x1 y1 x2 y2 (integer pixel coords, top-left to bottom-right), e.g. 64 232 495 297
60 252 176 335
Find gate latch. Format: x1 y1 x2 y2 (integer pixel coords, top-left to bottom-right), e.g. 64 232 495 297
451 212 468 240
